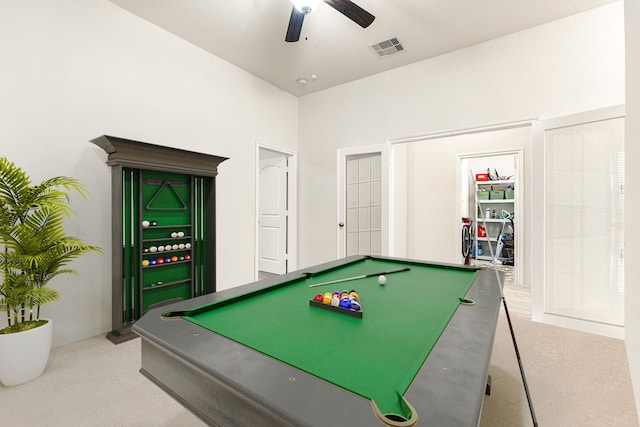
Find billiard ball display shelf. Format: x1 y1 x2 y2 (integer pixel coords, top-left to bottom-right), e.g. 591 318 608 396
137 172 199 316
141 258 192 268
92 135 227 344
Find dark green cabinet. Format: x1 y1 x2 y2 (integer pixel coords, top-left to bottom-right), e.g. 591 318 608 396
92 136 227 343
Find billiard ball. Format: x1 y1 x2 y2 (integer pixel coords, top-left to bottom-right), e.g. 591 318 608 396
349 291 359 299
171 256 178 262
141 220 150 227
150 221 158 226
178 243 185 249
149 259 157 265
177 231 185 237
156 258 164 264
172 244 178 250
378 275 387 285
143 248 149 253
142 260 150 267
149 246 157 252
339 298 352 309
331 296 340 306
313 293 323 302
171 232 178 238
351 300 361 311
164 257 171 263
164 245 172 251
179 256 185 261
157 245 165 252
322 294 332 305
185 243 192 249
184 254 191 260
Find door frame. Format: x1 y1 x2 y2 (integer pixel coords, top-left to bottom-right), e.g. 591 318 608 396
255 142 298 279
337 144 390 258
387 119 532 264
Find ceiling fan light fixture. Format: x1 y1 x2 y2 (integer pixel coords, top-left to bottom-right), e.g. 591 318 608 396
291 0 322 14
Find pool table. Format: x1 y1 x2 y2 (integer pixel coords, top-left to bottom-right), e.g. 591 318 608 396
133 255 502 427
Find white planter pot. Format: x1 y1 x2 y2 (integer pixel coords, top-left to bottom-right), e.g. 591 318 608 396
0 319 53 386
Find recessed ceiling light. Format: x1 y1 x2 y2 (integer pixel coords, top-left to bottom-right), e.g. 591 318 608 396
296 75 318 85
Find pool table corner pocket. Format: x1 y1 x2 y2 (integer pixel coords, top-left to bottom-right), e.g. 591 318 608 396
371 393 419 427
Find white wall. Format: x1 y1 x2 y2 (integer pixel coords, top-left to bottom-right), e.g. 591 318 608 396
0 0 298 346
298 2 624 268
625 0 640 413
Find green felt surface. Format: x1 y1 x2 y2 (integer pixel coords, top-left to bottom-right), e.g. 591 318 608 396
185 258 478 419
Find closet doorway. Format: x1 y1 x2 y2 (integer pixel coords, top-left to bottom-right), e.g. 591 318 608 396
460 150 522 286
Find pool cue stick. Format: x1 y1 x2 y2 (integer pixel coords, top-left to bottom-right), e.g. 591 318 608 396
499 278 539 427
308 267 410 288
472 170 538 426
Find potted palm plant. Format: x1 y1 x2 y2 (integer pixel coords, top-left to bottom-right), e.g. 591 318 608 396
0 156 100 386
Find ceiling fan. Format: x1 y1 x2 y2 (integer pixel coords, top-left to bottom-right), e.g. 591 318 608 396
285 0 375 42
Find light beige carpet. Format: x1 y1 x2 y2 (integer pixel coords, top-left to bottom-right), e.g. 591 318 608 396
0 311 637 426
480 311 639 427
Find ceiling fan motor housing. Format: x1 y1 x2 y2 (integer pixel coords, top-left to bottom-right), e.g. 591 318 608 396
291 0 322 14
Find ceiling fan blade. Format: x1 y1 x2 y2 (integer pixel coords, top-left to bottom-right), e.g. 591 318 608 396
285 6 305 42
324 0 375 28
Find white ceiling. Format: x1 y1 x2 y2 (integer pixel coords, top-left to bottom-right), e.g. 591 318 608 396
108 0 618 96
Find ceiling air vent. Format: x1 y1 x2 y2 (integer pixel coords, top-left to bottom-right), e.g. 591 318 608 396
370 38 404 58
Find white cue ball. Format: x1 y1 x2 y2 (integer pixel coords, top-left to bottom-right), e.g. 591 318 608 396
141 220 150 227
177 231 185 237
378 275 387 285
171 232 178 238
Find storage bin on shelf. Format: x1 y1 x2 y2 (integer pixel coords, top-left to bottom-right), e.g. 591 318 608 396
490 190 504 200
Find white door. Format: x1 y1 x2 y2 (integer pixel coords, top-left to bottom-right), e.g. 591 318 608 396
259 156 288 274
337 146 389 258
